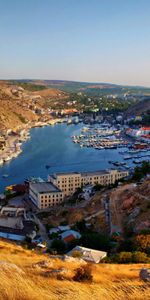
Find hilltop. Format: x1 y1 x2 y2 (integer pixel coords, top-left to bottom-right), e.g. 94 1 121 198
12 79 150 95
0 239 150 300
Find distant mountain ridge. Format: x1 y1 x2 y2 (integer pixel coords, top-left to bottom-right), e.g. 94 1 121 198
10 79 150 95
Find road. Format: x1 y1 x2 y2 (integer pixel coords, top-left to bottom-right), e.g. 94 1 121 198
33 215 51 247
85 209 105 221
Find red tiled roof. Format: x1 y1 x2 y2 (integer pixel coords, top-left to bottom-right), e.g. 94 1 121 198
63 234 75 243
141 127 150 131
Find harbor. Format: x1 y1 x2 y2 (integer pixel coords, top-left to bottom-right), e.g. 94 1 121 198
0 118 68 167
71 125 129 149
0 123 150 192
71 124 150 170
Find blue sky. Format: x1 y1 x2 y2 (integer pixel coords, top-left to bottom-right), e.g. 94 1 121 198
0 0 150 86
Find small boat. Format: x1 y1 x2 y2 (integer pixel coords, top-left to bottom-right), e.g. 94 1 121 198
45 165 50 169
133 160 141 164
124 156 132 160
67 119 72 125
2 174 9 178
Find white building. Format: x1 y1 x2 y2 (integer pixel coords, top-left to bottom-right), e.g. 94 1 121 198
67 246 107 263
48 169 129 197
29 182 64 209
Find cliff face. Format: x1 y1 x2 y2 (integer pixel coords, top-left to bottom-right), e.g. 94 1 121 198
110 179 150 234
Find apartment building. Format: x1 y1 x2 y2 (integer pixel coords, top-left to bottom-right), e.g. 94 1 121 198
29 182 64 209
48 169 129 197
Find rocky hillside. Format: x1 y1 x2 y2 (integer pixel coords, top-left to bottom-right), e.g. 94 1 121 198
0 81 68 132
0 239 150 300
110 178 150 234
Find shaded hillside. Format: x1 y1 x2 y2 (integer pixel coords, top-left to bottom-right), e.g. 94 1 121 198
125 97 150 116
0 239 150 300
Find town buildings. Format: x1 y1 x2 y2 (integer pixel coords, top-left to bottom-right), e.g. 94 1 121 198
29 182 64 209
126 126 150 144
60 230 81 243
0 206 36 241
48 169 129 197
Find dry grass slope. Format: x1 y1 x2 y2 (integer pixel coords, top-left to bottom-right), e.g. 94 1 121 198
0 240 150 300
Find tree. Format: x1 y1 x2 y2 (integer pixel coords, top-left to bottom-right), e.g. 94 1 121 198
75 220 86 232
132 234 150 254
51 239 66 254
110 251 149 263
132 161 150 181
80 232 111 251
94 184 103 191
118 252 132 263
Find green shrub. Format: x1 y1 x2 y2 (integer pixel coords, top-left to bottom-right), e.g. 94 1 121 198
118 252 132 263
109 251 149 263
72 250 83 258
51 239 66 254
132 251 148 263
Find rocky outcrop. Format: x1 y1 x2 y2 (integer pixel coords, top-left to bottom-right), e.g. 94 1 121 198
0 261 24 275
139 268 150 282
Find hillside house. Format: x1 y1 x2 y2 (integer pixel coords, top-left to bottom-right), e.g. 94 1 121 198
67 246 107 263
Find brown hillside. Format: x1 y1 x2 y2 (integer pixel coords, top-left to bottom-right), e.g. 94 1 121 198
0 239 150 300
110 178 150 234
0 82 68 132
33 88 68 98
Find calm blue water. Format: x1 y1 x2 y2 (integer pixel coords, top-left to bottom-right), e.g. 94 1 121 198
0 123 132 192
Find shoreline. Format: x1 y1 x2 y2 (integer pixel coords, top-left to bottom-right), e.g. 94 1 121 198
0 118 66 167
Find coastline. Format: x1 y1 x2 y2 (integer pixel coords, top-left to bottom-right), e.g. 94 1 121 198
0 118 66 167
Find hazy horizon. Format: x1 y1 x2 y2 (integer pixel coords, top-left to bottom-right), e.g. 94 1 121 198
1 78 150 88
1 0 150 86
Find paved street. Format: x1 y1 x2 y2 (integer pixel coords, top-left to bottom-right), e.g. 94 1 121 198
33 215 51 247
